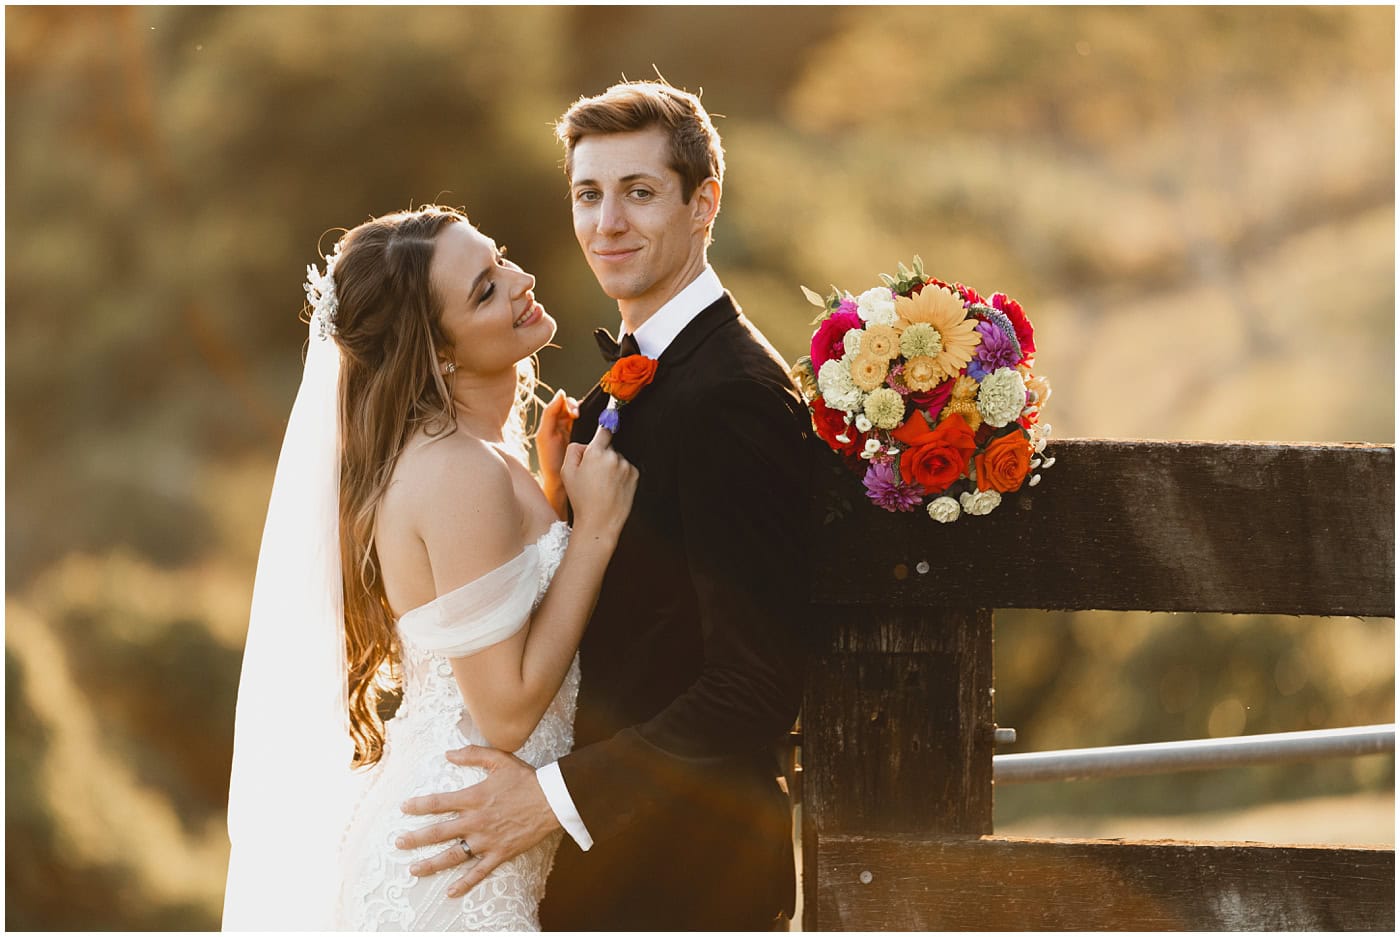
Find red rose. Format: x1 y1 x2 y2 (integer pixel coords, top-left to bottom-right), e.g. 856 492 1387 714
907 377 954 422
898 413 976 494
811 397 861 456
992 292 1035 360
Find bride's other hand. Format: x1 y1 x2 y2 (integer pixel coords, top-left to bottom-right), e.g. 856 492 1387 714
560 424 637 542
536 389 578 518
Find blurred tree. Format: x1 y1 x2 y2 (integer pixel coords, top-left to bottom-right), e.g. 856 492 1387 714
6 650 215 929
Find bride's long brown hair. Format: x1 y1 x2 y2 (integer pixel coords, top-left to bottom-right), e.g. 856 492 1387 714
326 206 535 767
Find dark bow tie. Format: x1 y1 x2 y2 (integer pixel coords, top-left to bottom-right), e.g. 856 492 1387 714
594 327 641 363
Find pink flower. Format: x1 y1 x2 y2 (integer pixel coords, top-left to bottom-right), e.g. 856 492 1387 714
809 309 863 372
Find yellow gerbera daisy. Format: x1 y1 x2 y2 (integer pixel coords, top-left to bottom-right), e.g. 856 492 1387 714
849 354 889 392
895 286 981 380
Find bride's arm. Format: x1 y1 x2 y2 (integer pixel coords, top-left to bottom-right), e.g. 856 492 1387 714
417 431 635 752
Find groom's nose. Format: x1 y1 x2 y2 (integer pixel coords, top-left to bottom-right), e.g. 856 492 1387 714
598 195 629 235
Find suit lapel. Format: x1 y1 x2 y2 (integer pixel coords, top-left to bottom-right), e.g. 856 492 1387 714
571 293 740 445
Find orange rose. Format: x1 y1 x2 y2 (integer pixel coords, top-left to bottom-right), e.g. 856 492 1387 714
900 413 976 493
600 354 659 402
975 430 1032 492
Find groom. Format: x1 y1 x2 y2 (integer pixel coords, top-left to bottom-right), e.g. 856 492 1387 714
399 80 811 929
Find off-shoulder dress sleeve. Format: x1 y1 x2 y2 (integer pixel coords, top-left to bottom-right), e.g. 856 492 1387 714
396 544 540 657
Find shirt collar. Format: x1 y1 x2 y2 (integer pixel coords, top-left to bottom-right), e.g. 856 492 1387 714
624 265 725 359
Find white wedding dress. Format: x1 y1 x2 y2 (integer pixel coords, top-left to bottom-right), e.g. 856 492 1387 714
334 520 577 931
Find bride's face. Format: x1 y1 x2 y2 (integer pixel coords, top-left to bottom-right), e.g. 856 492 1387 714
429 222 555 375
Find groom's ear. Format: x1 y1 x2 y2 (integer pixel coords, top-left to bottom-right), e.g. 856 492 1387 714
691 177 721 232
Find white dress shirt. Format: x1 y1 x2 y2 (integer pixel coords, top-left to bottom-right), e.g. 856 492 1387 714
534 263 726 851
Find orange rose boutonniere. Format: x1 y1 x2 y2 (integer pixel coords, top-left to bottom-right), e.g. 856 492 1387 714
598 354 659 431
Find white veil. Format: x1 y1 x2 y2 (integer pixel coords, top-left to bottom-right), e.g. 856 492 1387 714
223 261 363 930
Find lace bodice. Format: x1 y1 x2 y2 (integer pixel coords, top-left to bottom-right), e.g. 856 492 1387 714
336 520 576 931
391 519 576 767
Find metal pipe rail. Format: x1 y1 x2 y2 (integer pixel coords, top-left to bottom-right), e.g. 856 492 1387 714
993 724 1395 785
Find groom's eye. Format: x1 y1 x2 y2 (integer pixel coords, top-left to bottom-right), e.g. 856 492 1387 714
630 188 652 200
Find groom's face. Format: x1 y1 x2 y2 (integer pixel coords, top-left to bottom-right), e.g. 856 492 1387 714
569 126 716 320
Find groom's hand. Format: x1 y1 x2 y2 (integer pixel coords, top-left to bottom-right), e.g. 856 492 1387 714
396 746 562 898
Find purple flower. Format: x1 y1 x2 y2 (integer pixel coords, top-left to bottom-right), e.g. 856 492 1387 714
967 320 1020 380
598 407 620 432
863 460 925 512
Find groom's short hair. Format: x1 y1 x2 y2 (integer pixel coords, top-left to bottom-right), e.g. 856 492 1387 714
555 80 725 204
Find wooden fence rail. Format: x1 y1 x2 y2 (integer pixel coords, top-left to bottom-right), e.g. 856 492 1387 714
802 438 1395 931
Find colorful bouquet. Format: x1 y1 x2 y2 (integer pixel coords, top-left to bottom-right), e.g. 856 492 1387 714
792 257 1053 523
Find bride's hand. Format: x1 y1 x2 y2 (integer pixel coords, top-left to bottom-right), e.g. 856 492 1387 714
560 424 637 542
535 389 578 483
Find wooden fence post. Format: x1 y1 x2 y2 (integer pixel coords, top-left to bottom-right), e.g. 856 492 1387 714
802 598 994 929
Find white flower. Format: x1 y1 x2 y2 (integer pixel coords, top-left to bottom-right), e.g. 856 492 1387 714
899 321 943 359
843 328 865 358
856 287 899 327
817 357 865 413
304 244 343 341
862 438 882 456
862 387 905 430
855 414 873 433
959 489 1002 516
1028 421 1052 453
927 496 961 523
976 367 1027 428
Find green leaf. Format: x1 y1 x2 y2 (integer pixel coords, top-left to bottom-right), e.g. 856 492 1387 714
800 284 827 308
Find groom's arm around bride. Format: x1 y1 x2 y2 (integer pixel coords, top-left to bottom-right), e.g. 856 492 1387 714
399 79 813 930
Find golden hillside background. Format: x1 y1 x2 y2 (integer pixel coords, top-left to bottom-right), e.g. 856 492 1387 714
6 6 1393 929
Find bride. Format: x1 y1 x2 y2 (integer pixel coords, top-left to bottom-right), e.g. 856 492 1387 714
222 205 637 931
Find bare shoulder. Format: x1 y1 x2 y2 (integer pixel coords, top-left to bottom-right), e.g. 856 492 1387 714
385 429 526 591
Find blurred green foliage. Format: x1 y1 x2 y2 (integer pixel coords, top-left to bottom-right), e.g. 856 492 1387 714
6 5 1393 929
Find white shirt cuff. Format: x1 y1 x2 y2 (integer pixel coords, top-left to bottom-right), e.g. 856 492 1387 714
535 761 593 851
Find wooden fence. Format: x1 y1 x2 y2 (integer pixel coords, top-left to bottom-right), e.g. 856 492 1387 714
800 439 1395 930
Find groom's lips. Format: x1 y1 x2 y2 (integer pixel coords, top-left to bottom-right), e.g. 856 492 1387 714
593 247 642 264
